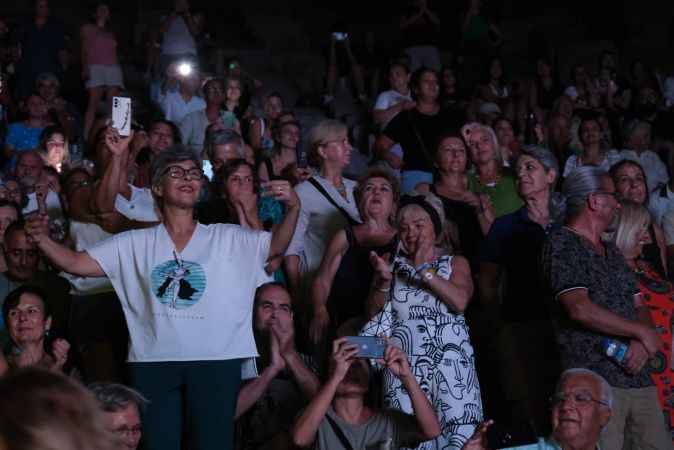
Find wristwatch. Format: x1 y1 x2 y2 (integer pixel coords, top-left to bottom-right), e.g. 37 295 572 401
422 270 434 283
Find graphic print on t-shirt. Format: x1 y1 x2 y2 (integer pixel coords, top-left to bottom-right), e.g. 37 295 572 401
150 251 206 309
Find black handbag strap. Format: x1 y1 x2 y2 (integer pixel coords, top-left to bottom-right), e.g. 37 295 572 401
325 413 355 450
307 177 360 226
408 110 437 173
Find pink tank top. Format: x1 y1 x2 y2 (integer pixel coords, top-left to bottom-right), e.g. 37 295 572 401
85 26 117 66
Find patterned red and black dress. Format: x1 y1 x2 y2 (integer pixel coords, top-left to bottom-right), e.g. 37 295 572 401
636 262 674 442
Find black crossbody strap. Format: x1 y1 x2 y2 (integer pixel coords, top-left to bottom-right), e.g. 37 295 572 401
408 110 437 172
307 177 360 226
325 414 355 450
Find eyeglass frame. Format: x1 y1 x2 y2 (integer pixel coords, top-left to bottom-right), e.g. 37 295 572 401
161 165 205 181
550 391 609 408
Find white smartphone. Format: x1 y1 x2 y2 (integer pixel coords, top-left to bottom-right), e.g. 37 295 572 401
111 96 132 137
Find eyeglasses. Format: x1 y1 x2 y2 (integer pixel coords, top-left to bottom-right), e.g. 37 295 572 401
322 137 349 147
550 391 609 407
162 166 204 181
112 425 142 436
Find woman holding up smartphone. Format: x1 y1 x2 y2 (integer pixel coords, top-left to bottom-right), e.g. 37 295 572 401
81 3 124 140
362 192 483 450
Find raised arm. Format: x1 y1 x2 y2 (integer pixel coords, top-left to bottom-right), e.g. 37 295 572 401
264 180 300 260
382 345 441 441
25 215 105 277
235 334 286 419
292 338 359 448
91 128 133 215
309 229 349 344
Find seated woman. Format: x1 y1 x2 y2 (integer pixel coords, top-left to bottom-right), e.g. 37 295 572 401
563 116 622 178
610 159 667 277
249 92 284 156
37 125 70 174
2 285 70 373
528 57 562 124
416 132 492 272
611 200 674 442
464 123 523 218
362 192 483 450
493 116 520 167
197 158 285 277
474 57 523 129
257 120 310 185
618 120 668 192
478 146 563 434
3 94 51 170
221 75 251 134
309 169 399 345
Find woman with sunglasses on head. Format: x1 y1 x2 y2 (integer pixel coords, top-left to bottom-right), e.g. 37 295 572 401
611 200 674 443
24 142 301 450
285 120 361 303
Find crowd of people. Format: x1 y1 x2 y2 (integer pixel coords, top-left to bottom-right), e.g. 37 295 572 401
2 0 674 449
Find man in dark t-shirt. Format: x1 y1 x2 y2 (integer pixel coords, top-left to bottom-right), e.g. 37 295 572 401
541 166 670 449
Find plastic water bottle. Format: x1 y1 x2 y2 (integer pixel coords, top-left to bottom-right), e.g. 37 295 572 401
601 338 628 364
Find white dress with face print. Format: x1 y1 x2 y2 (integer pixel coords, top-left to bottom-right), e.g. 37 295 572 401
361 254 483 450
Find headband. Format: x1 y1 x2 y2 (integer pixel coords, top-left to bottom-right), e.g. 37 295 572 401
399 195 443 237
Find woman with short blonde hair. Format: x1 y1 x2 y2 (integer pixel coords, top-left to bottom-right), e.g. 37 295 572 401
612 199 674 441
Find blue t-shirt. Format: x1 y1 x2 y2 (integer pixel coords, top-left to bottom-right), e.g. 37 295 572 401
4 122 44 169
5 122 43 151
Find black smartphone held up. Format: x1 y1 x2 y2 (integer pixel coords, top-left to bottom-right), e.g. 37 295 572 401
345 336 386 359
486 422 539 449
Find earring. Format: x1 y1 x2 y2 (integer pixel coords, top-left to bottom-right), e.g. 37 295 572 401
44 328 50 337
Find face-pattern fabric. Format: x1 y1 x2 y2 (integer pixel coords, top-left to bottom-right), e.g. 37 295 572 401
361 254 483 450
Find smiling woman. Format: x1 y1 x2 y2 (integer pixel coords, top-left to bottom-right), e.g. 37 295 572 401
23 143 301 450
361 191 482 450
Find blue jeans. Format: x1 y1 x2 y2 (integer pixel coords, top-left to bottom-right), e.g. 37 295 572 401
128 359 242 450
401 170 434 194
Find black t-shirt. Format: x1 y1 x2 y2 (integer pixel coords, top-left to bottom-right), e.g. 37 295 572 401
383 107 464 172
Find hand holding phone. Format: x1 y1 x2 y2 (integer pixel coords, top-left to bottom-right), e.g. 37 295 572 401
111 97 132 137
345 336 386 359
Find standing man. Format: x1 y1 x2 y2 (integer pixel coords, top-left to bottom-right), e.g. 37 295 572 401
541 166 671 449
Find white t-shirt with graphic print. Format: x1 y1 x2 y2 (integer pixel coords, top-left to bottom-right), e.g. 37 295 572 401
87 222 272 363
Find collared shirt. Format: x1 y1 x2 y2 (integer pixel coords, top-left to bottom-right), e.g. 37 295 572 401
541 227 652 388
480 206 560 322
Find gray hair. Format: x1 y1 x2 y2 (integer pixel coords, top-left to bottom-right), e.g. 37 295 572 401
150 144 202 189
205 129 244 162
520 145 559 183
89 383 148 413
556 368 613 409
562 166 608 220
519 145 565 221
